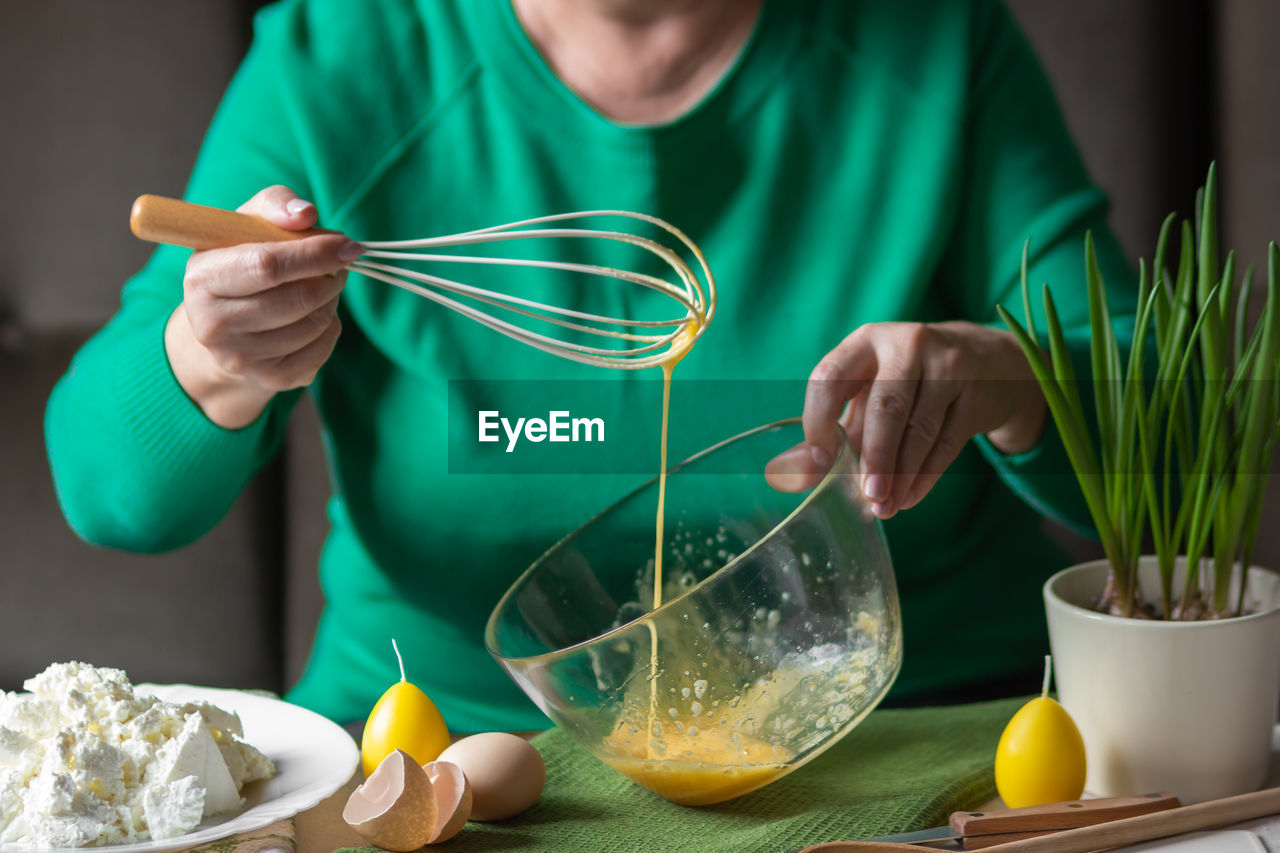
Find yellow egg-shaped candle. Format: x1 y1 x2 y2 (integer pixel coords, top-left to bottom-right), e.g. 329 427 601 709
994 657 1086 808
361 640 451 778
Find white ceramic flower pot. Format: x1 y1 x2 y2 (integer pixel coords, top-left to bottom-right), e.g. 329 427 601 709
1044 557 1280 804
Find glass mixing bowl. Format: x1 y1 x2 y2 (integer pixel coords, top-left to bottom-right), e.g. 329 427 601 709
485 418 902 805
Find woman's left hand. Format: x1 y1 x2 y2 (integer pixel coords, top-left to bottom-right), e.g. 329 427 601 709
765 321 1047 518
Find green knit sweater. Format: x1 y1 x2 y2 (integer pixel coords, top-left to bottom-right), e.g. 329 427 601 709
46 0 1132 732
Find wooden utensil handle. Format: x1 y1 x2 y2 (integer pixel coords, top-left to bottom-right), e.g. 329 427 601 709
986 785 1280 852
130 194 330 250
953 792 1180 844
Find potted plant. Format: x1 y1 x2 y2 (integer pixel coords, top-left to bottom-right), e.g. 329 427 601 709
998 164 1280 804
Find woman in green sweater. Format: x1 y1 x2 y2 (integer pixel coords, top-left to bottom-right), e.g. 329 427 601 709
46 0 1132 732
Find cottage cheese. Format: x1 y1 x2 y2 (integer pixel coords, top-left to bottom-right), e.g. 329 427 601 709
0 663 275 847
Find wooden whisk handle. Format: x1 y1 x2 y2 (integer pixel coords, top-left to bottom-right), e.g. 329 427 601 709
130 194 332 250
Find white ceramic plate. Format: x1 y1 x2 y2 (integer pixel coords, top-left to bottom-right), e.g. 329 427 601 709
0 684 359 852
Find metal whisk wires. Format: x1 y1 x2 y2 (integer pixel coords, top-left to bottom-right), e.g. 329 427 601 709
350 210 714 369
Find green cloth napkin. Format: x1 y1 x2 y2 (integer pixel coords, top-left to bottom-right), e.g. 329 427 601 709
338 696 1025 853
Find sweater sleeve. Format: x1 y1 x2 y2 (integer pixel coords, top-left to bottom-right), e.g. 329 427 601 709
44 7 314 553
940 0 1137 535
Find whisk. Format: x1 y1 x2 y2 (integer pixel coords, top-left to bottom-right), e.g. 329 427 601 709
130 195 715 369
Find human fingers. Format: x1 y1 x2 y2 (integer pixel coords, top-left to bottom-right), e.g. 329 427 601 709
205 297 340 367
839 392 868 471
237 312 342 392
764 442 831 492
898 397 979 512
185 232 359 300
802 330 877 463
237 185 320 230
857 329 925 509
184 184 359 299
184 265 346 350
883 375 960 517
208 271 348 334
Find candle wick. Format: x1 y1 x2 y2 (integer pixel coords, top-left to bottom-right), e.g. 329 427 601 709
392 638 407 683
1041 654 1052 698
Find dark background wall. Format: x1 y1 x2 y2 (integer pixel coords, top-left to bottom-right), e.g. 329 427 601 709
0 1 306 693
1 1 1276 694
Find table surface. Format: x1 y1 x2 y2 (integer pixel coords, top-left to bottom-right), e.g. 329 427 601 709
291 781 1280 853
295 771 365 852
288 733 1280 853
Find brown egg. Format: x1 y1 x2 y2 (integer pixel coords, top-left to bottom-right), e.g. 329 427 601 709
424 760 472 842
437 733 545 821
342 749 436 852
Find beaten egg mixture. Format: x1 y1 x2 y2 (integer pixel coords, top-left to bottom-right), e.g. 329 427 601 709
0 662 274 847
602 726 789 806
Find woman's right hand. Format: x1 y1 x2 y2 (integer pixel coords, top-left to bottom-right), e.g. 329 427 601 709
165 186 363 428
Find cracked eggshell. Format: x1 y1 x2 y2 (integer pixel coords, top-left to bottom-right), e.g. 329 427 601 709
424 760 472 843
342 748 437 852
437 732 545 821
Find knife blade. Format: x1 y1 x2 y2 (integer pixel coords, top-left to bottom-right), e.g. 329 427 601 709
797 793 1182 851
857 823 966 849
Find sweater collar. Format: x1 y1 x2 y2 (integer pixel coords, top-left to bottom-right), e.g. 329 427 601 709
453 0 806 159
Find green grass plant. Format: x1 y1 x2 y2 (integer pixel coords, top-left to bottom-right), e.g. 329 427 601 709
998 165 1280 619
